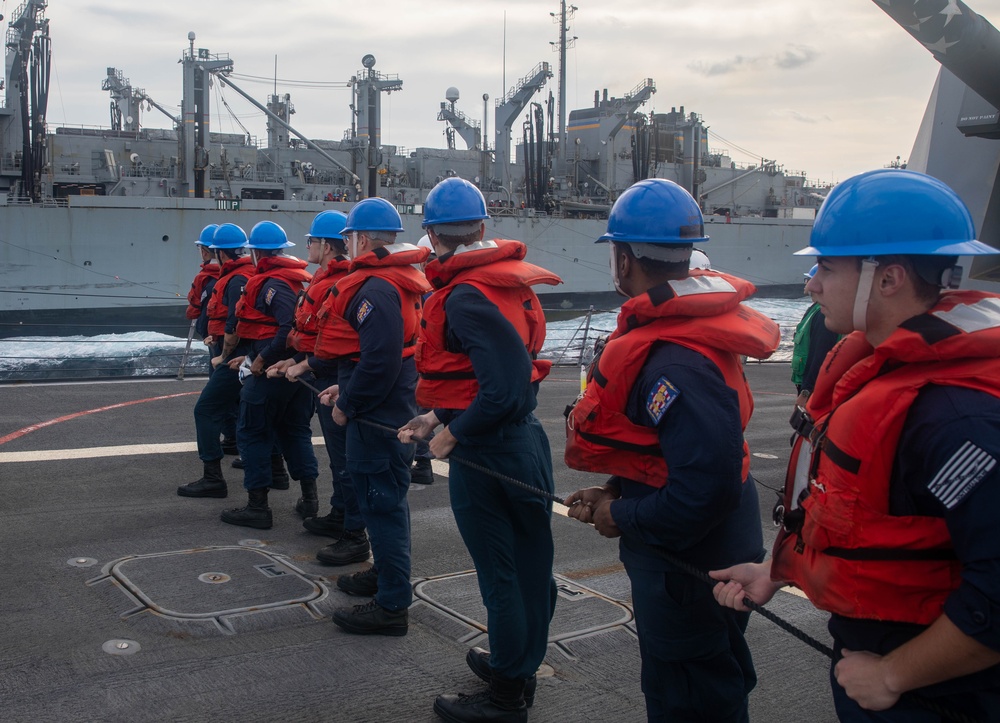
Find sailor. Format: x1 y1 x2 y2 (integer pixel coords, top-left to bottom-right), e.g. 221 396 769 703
712 169 1000 721
790 263 839 408
564 178 780 722
186 224 221 347
315 197 431 635
219 221 317 529
269 211 362 549
177 223 254 500
398 178 561 722
185 224 238 456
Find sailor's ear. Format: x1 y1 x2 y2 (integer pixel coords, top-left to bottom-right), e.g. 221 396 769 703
877 261 908 296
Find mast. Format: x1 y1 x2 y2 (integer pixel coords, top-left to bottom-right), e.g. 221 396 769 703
550 1 577 161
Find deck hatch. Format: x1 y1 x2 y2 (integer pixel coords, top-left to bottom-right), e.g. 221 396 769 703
86 545 328 635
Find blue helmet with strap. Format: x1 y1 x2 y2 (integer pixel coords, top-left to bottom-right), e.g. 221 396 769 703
210 223 248 250
196 224 219 247
248 221 294 249
308 210 348 240
343 197 405 234
423 177 489 227
795 169 994 257
599 179 709 245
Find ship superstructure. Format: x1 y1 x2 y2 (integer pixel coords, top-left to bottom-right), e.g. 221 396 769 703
0 0 828 336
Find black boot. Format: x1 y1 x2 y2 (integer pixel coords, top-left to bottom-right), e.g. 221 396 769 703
331 599 408 637
232 456 244 470
177 459 227 498
433 673 527 723
220 487 272 529
269 455 289 490
316 528 371 565
295 478 319 518
466 647 537 707
303 507 345 538
410 457 434 485
337 565 379 597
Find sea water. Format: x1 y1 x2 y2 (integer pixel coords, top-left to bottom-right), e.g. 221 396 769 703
0 298 812 382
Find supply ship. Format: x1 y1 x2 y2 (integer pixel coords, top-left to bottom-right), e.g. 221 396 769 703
1 0 835 336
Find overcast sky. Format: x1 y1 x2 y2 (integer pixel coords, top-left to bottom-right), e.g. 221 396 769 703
24 0 1000 185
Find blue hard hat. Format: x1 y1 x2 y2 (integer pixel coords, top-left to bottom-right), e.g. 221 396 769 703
422 177 489 227
308 210 348 240
196 224 219 247
796 169 996 257
210 223 249 250
804 264 818 280
598 179 709 245
343 197 405 234
248 221 294 249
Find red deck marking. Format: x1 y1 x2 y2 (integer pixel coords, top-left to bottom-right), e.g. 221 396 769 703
0 392 199 446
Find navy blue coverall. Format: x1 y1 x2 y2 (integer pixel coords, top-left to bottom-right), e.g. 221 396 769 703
238 276 318 491
828 385 1000 722
335 277 417 613
193 270 248 462
305 354 363 531
610 342 764 723
433 284 557 682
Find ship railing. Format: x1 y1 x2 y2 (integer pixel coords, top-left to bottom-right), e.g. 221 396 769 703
0 314 795 383
3 195 68 207
496 61 553 107
0 322 212 382
624 78 656 100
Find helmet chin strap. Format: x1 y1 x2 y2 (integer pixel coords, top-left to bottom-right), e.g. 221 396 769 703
609 243 626 297
852 257 879 332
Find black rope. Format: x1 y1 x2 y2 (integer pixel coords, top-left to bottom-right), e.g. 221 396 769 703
287 372 978 723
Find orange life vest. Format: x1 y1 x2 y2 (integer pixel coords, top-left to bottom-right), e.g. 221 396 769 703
772 290 1000 625
206 256 255 337
288 256 351 353
313 244 431 362
564 271 780 488
185 261 220 320
416 239 562 409
235 256 313 341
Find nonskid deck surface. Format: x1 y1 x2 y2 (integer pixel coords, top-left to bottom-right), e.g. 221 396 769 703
0 365 835 722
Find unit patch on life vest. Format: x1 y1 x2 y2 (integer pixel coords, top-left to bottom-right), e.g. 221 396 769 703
646 376 680 424
356 298 374 325
264 287 276 306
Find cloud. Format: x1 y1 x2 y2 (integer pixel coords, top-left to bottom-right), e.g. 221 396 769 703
687 55 755 76
688 44 820 76
774 44 819 69
770 109 831 124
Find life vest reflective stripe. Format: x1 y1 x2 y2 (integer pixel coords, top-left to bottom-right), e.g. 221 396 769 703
235 256 313 341
186 262 220 320
416 239 562 409
772 290 1000 625
288 257 351 353
206 257 255 337
313 244 431 361
564 270 780 488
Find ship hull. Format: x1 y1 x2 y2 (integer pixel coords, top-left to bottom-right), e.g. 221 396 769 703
0 196 812 337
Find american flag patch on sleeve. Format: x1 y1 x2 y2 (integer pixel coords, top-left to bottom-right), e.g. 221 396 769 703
927 441 997 509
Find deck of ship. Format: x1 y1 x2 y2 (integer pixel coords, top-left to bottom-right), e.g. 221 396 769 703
0 363 836 722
